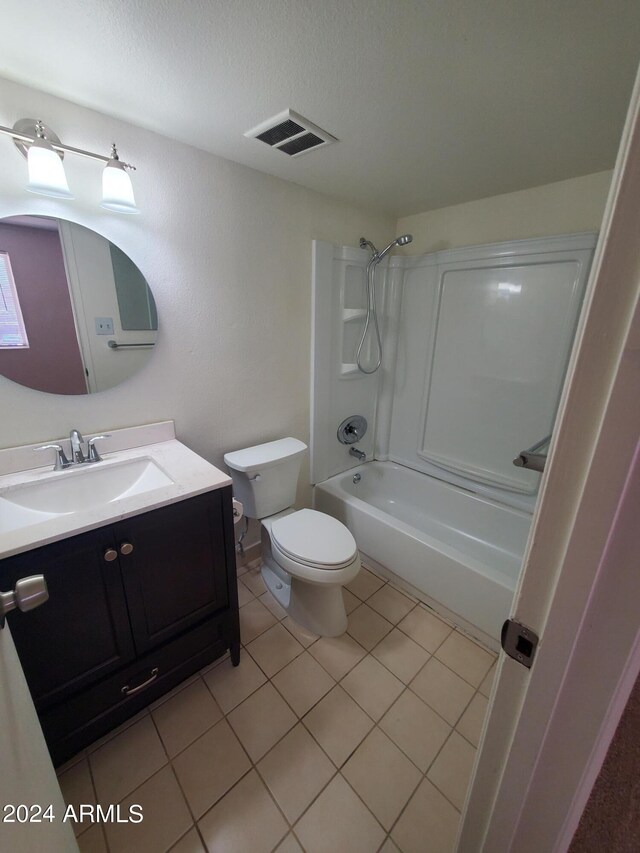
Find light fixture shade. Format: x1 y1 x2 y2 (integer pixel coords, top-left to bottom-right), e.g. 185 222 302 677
101 160 139 214
26 138 73 199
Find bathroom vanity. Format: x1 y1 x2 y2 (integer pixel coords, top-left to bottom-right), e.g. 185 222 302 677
0 422 240 766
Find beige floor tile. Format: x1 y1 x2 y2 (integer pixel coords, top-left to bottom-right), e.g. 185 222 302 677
86 709 149 754
366 585 415 624
236 579 254 607
238 598 277 643
303 685 374 766
272 651 335 716
227 682 297 761
342 728 421 830
172 719 251 818
275 834 304 852
427 731 476 810
410 657 475 725
294 774 385 853
371 627 430 684
241 566 268 596
104 766 192 853
479 661 497 698
380 838 401 852
90 716 167 805
456 692 489 747
77 824 108 853
398 606 453 652
380 689 451 772
198 770 288 853
282 615 320 647
246 623 304 677
56 749 87 776
308 632 367 680
169 828 206 852
149 673 201 711
345 567 385 601
435 631 495 687
257 724 335 822
341 656 404 721
392 778 460 853
259 589 288 619
342 587 360 614
152 679 223 757
198 651 229 677
202 652 266 713
347 603 394 650
58 758 96 836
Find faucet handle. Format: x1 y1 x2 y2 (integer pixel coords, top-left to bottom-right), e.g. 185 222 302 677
87 434 111 463
36 444 71 471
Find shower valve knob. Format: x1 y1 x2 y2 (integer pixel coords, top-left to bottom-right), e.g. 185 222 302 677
337 415 368 446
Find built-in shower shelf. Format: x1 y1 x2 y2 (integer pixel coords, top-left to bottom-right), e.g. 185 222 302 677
340 363 361 376
343 308 367 322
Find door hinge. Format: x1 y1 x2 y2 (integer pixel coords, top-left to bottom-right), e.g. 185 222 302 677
501 619 539 668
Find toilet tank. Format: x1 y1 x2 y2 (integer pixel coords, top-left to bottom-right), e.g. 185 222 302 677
224 438 307 519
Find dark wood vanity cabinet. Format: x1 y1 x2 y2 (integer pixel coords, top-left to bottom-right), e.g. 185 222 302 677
1 486 240 766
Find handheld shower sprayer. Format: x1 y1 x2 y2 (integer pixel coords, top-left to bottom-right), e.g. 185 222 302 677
356 234 413 374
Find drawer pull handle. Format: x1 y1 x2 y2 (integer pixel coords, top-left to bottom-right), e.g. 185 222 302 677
120 542 134 556
104 548 118 562
121 667 159 697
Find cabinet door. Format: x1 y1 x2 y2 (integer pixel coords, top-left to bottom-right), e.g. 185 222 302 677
1 529 135 710
115 490 230 653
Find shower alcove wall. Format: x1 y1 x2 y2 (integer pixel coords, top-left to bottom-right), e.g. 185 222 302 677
311 233 596 647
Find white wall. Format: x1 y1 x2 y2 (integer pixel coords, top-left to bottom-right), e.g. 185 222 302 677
397 171 612 254
0 78 395 512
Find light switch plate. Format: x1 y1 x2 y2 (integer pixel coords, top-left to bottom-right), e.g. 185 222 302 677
95 317 114 335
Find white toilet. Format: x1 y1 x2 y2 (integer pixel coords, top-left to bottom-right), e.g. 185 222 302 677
224 437 360 636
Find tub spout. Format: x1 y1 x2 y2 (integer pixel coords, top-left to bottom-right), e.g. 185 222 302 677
349 446 366 462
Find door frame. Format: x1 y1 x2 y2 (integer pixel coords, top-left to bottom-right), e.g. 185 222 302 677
458 64 640 852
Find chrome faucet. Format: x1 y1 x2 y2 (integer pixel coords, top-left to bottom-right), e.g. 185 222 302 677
36 430 111 471
69 429 86 464
349 446 366 462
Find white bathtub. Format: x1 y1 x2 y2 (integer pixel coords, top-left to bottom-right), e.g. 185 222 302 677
314 461 532 644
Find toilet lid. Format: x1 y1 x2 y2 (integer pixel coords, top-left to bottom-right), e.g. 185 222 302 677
271 509 357 568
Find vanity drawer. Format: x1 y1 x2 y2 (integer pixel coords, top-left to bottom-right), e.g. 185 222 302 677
41 615 228 766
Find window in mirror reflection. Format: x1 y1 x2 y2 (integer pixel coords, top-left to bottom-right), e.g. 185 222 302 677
0 251 29 349
0 215 157 395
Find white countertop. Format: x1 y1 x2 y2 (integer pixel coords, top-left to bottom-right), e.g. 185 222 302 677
0 434 232 560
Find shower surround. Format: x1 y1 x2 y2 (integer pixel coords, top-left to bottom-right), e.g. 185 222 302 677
311 233 596 645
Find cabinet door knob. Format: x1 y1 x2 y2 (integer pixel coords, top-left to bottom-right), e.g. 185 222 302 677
104 548 118 562
120 542 134 556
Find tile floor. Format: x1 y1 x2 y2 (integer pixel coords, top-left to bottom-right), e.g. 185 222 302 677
58 562 497 853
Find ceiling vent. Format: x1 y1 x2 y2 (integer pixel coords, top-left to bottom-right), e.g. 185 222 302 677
244 109 337 157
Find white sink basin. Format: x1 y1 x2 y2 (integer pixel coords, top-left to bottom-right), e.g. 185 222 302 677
0 458 174 535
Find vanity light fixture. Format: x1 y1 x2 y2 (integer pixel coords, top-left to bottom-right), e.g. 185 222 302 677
101 144 139 214
26 121 73 199
0 118 139 214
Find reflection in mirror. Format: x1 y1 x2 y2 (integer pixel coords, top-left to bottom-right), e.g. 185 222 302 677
0 215 157 395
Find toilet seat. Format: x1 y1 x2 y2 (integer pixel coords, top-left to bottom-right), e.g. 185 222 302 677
270 535 360 586
271 509 357 569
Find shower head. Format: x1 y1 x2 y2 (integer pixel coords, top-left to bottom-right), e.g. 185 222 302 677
376 233 414 261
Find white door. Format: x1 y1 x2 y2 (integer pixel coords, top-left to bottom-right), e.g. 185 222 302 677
458 67 640 852
0 613 77 850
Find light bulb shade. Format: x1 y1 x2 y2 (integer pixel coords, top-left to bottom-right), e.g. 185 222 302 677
101 160 139 214
26 138 73 199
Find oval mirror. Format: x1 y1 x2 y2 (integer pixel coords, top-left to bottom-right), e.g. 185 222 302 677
0 215 157 394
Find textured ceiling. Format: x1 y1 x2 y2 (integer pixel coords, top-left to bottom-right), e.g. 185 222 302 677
0 0 639 216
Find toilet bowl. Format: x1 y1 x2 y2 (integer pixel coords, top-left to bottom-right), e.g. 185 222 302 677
224 438 361 637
